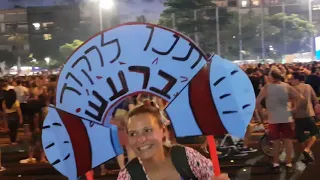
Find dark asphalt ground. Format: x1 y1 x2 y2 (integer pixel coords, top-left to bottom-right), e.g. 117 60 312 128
0 133 319 180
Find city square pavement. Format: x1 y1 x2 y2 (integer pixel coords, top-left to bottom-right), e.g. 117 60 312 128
0 130 319 180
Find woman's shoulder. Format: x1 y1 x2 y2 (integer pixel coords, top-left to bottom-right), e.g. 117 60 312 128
183 145 209 163
171 144 205 158
181 145 214 179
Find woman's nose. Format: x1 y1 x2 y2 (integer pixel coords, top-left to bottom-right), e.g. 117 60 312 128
136 134 147 143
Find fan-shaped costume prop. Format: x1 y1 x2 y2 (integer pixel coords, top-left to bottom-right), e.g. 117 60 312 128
42 23 255 179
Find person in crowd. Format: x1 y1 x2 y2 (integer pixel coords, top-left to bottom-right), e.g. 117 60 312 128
235 68 262 153
290 72 319 163
2 89 23 145
0 80 8 132
256 67 304 172
47 75 57 105
19 101 47 164
20 79 47 164
14 79 29 123
100 97 136 176
117 100 229 180
305 66 320 98
5 79 15 90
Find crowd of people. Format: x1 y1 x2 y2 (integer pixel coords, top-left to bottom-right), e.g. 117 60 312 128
241 61 320 172
0 61 319 179
0 75 57 163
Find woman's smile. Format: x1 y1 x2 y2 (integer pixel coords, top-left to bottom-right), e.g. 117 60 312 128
137 144 153 151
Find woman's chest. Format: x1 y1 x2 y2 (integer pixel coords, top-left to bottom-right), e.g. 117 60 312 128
145 163 181 180
147 170 181 180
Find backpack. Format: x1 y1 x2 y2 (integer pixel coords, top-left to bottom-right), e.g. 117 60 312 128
126 145 197 180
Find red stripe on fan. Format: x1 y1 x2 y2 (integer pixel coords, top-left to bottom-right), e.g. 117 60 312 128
189 65 227 135
58 110 92 176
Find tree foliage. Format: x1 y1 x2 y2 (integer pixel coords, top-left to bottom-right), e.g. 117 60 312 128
137 15 147 23
59 39 84 60
159 0 317 60
0 50 16 68
222 13 317 60
26 39 86 70
266 13 317 55
159 0 232 53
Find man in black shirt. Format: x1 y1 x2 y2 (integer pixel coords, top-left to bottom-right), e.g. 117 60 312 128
306 67 320 97
246 68 262 97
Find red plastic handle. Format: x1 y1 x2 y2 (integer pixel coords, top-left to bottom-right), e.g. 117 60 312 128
206 135 221 176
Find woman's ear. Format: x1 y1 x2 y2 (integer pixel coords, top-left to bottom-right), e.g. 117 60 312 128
162 127 167 142
160 125 166 138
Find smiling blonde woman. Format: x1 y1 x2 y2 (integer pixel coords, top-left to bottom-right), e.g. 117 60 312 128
117 100 229 180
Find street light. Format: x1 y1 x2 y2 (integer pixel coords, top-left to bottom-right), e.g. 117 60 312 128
100 0 114 10
98 0 114 31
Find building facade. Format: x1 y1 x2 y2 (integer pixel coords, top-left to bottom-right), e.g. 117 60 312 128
0 8 29 63
27 5 81 60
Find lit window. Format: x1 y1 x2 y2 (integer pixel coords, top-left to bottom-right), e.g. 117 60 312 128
242 0 248 7
43 22 54 28
33 23 40 30
252 0 260 6
43 34 52 40
313 5 320 11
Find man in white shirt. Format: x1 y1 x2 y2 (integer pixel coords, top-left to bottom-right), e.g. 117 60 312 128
14 80 28 104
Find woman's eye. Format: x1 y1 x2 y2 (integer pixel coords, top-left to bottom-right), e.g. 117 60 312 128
129 132 136 137
145 129 152 133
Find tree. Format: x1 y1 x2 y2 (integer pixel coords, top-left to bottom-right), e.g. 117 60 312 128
219 12 279 60
26 39 85 70
6 25 28 69
219 13 317 60
137 15 147 23
266 13 317 55
159 0 233 53
45 39 83 69
0 49 16 68
59 39 84 61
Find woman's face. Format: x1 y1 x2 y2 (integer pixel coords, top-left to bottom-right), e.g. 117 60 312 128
127 113 165 160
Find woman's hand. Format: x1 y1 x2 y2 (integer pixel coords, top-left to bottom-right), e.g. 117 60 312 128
212 173 230 180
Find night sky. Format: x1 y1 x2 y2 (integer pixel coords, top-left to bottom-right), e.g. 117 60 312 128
0 0 165 22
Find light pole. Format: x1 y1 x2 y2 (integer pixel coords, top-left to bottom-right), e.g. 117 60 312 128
238 1 243 60
98 0 114 31
282 2 287 60
193 10 199 45
216 6 221 55
260 0 265 60
309 0 315 61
